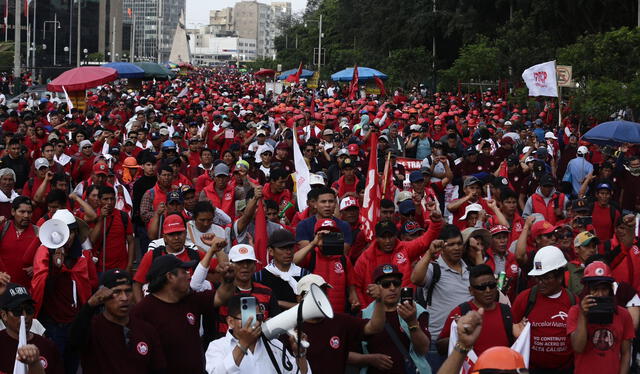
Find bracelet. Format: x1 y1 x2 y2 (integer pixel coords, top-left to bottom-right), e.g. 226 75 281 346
408 325 419 332
454 342 471 354
236 343 248 356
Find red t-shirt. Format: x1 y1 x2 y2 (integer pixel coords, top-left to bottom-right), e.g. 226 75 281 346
302 313 368 373
591 204 618 241
92 209 133 271
511 288 577 370
450 198 490 230
567 305 634 374
0 223 37 288
133 248 216 285
0 330 63 374
438 302 510 355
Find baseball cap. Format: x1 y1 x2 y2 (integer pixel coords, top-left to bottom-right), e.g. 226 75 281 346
348 144 359 155
490 225 510 235
460 203 483 220
166 191 183 204
124 138 136 146
268 229 297 248
0 283 34 309
397 191 413 203
409 171 424 183
399 200 416 215
539 174 555 186
162 214 186 234
571 198 591 213
79 140 92 149
309 173 325 186
235 199 247 212
401 221 425 236
375 220 398 237
500 136 515 145
337 148 349 157
463 176 481 188
100 269 132 288
146 256 197 283
323 129 334 136
339 196 359 211
595 182 612 191
159 128 170 136
314 218 341 233
544 131 557 140
296 274 332 295
574 231 599 247
464 146 478 156
93 162 108 176
256 129 267 136
530 220 556 238
577 146 588 156
214 163 230 177
340 157 355 169
161 140 176 150
372 264 402 283
34 157 49 170
228 244 258 263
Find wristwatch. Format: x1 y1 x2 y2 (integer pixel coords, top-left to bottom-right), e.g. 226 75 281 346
454 342 471 354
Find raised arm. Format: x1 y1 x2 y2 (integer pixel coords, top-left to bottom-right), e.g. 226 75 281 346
515 215 536 267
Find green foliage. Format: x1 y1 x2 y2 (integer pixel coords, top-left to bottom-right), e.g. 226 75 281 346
88 52 104 62
439 37 501 88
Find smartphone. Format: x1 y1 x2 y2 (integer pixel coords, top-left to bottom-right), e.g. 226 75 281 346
225 129 235 139
400 287 414 304
240 297 257 328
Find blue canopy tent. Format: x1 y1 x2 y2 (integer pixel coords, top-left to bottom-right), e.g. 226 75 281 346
102 62 145 79
331 67 388 82
278 68 314 80
582 120 640 146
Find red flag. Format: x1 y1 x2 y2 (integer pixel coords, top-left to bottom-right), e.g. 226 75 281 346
359 133 381 241
349 65 359 100
285 62 303 83
253 200 269 271
382 152 394 200
127 7 133 17
373 76 387 96
23 0 29 17
310 92 315 118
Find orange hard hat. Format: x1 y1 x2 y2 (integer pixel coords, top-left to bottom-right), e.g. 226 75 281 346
471 347 526 373
123 157 140 169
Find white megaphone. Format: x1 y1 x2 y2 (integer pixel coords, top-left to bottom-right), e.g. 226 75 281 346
39 219 70 250
262 284 334 348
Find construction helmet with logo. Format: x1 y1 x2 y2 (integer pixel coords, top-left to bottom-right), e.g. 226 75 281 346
528 246 567 276
471 346 526 374
582 261 614 284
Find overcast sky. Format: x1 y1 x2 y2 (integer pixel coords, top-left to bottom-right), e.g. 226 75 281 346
186 0 308 28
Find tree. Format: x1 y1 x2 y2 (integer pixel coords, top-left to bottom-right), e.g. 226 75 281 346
439 37 501 88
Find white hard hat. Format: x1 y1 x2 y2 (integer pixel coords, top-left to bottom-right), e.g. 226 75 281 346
528 246 567 276
544 131 557 140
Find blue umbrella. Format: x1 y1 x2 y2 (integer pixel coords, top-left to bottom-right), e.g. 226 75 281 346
582 120 640 146
102 62 145 79
331 67 388 82
278 68 315 80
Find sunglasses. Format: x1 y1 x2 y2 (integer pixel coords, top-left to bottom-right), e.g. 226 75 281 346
378 279 402 289
8 303 35 316
82 145 92 149
261 152 272 157
471 282 497 291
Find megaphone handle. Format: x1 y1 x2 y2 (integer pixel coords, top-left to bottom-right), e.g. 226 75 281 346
286 329 309 348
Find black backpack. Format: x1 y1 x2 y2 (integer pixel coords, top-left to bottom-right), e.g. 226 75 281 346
524 285 576 318
152 245 200 264
459 301 515 345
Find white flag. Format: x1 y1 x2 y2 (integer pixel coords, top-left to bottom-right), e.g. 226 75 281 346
292 126 311 212
522 60 558 97
177 87 189 98
448 320 531 373
62 86 74 110
13 315 27 374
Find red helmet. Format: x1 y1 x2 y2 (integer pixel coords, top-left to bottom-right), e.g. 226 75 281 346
582 261 614 284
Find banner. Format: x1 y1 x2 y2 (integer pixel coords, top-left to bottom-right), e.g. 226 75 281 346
522 60 558 97
359 134 380 240
292 125 311 212
556 65 573 87
307 71 320 88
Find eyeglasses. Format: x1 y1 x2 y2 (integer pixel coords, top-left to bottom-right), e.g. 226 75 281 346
8 303 35 316
378 279 402 289
261 152 272 157
82 146 92 149
471 282 497 291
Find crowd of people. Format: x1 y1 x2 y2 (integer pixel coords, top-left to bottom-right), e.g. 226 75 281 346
0 66 638 374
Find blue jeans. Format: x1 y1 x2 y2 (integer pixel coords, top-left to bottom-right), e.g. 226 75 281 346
42 320 78 374
426 340 445 372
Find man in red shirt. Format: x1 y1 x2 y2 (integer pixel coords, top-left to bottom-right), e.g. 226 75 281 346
0 196 37 288
71 140 96 183
200 163 237 219
447 176 489 230
262 168 294 216
89 186 135 273
590 182 619 241
567 261 634 374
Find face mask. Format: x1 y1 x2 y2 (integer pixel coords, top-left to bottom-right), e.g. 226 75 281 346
625 165 640 176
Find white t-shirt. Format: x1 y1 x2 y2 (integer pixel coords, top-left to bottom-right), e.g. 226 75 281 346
185 220 228 252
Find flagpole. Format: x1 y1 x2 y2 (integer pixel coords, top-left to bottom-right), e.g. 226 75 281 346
31 0 35 77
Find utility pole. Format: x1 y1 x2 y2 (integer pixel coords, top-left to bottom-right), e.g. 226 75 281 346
76 0 81 67
111 16 116 61
317 14 322 74
432 0 436 90
32 0 36 76
130 11 135 62
14 0 21 82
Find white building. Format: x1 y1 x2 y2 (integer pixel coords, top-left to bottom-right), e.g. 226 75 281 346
189 35 257 65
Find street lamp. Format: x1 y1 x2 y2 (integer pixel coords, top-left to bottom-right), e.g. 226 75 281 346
64 46 69 65
43 14 61 66
304 14 323 75
83 48 88 65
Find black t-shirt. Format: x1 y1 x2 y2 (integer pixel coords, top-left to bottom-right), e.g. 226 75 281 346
0 330 63 374
302 313 368 373
132 291 215 374
253 268 310 304
81 313 166 374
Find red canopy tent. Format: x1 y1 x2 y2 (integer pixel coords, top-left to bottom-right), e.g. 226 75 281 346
47 66 118 92
254 68 276 78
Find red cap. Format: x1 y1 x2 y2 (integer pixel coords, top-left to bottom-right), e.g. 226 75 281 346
348 144 359 156
490 225 510 235
162 214 186 234
314 218 341 233
530 220 556 238
93 162 108 175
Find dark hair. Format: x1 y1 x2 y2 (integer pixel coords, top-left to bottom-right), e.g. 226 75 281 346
356 179 366 193
158 165 173 175
316 186 336 199
500 188 518 202
270 168 288 181
264 199 278 211
8 137 20 147
51 172 67 186
307 188 321 202
98 185 116 198
11 196 32 210
201 148 213 157
227 295 245 317
46 189 68 206
439 224 463 241
193 201 215 218
41 142 54 152
86 184 100 197
469 264 494 282
381 199 395 209
147 268 179 293
585 254 607 266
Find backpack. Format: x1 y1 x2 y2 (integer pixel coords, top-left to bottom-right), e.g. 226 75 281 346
524 285 576 318
423 262 441 307
152 245 200 264
0 220 38 242
459 301 514 345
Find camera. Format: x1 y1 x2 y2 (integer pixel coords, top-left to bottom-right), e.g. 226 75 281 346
321 232 345 256
587 296 615 324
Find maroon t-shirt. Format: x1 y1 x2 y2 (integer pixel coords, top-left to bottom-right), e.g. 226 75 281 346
302 313 368 373
40 270 79 324
132 291 215 374
80 313 166 374
364 311 430 374
0 330 63 374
